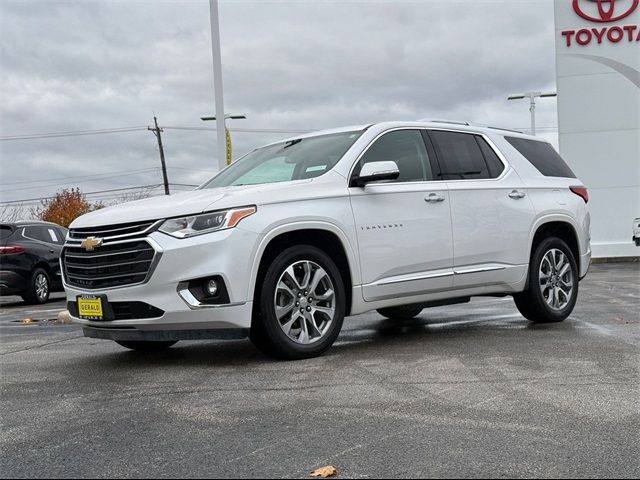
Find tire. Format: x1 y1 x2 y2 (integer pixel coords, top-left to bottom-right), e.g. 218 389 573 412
377 305 423 320
250 245 346 360
21 268 51 305
115 341 178 352
514 236 579 323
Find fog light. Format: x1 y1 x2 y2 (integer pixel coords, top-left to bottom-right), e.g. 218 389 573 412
205 279 219 296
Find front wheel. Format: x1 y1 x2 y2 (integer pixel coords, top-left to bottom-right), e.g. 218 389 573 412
514 237 579 323
115 341 178 352
250 245 346 360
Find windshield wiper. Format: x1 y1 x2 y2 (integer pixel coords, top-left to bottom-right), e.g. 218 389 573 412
283 139 302 149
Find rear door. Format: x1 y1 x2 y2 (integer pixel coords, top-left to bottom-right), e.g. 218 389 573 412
22 225 64 281
349 129 454 302
427 130 535 288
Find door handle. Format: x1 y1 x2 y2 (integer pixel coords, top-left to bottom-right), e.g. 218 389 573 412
49 249 55 253
425 193 445 203
509 190 526 199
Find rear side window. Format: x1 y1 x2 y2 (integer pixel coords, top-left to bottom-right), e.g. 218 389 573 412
477 137 505 178
505 137 576 178
23 226 63 244
429 131 491 180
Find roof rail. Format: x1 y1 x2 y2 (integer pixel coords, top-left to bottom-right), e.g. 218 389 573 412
420 119 471 126
485 126 524 134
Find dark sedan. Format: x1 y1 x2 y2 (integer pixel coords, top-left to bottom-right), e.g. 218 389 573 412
0 221 67 304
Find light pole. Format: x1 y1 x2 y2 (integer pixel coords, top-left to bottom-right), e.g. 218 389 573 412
208 0 226 171
201 114 247 166
507 91 557 136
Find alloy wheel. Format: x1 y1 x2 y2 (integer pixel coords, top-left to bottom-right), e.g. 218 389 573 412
274 260 336 345
35 273 49 301
539 248 574 311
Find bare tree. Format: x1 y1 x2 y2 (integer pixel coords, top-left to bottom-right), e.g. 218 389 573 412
0 203 31 223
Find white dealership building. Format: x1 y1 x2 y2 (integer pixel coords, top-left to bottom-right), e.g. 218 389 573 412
554 0 639 258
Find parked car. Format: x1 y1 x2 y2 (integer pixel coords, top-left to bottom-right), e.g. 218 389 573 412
0 220 67 304
63 121 591 359
634 218 640 246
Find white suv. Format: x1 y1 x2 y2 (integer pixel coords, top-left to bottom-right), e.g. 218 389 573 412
63 121 591 359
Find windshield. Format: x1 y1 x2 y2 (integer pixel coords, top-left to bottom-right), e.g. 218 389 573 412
201 130 363 189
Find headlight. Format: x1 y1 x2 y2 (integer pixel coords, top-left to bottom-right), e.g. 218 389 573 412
159 206 256 238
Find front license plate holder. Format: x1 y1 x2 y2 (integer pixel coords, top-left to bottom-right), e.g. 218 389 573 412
77 294 113 321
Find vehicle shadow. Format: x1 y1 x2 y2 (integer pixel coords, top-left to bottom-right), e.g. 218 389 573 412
82 312 578 370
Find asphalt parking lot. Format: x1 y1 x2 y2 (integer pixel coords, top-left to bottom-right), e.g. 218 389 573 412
1 263 638 479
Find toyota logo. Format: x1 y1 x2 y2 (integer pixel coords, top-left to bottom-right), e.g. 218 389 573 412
573 0 639 22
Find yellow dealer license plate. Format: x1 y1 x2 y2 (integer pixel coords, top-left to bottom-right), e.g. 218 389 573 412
77 295 104 320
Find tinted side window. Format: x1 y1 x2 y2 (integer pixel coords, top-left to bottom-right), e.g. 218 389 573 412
357 130 433 182
429 131 490 180
476 137 505 178
505 137 576 178
57 228 68 243
23 226 60 244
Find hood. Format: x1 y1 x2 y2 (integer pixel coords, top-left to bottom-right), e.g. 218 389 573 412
69 177 335 228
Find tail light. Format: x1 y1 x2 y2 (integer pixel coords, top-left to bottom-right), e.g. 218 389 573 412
570 186 589 203
0 245 25 255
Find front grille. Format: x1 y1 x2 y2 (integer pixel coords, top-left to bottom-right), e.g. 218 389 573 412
64 220 161 290
63 240 158 289
69 220 158 241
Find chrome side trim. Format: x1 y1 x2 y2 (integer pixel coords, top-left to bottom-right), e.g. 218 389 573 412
374 269 454 286
453 265 507 275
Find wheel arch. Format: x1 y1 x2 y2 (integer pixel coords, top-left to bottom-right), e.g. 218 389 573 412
528 215 582 276
249 222 359 316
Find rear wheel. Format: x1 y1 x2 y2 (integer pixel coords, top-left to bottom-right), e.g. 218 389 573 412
377 305 423 320
115 341 178 352
514 236 578 323
21 268 50 305
250 245 345 360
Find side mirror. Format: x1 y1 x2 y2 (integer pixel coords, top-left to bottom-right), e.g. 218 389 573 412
351 161 400 187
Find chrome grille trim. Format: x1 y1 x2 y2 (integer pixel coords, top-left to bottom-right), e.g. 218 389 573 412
68 220 161 242
62 238 161 290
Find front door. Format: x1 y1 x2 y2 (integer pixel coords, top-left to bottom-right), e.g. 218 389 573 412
348 129 454 302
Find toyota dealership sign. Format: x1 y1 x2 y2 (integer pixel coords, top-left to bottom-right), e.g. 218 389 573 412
561 0 640 46
554 0 639 259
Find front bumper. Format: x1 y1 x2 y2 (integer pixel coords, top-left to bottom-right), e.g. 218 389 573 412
64 227 259 332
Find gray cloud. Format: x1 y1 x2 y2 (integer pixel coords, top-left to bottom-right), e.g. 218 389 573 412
0 0 559 206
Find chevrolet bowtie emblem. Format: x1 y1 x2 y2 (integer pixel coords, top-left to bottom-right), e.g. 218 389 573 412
81 236 103 251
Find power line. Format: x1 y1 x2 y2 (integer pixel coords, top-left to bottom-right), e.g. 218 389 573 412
0 184 163 205
0 183 198 205
0 169 161 193
0 167 159 187
0 126 148 141
162 126 314 134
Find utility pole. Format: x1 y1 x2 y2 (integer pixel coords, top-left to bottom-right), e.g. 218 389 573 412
209 0 227 171
507 91 557 136
148 116 170 195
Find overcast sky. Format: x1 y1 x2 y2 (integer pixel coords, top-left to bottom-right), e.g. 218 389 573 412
0 0 559 207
